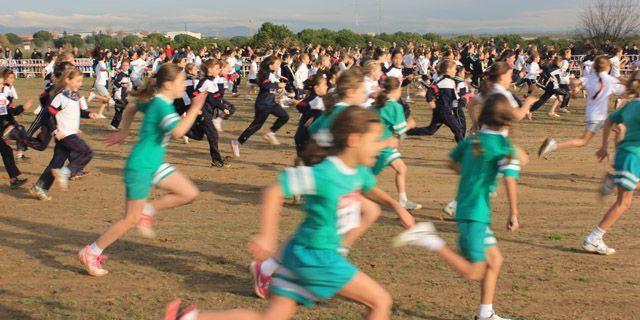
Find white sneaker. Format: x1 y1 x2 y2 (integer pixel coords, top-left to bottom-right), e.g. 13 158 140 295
263 132 280 145
245 94 252 100
183 136 190 144
279 95 292 109
213 117 223 132
231 139 241 157
402 199 422 210
393 222 444 250
107 125 118 131
405 95 412 103
476 313 511 320
96 114 107 119
52 166 71 191
538 138 557 159
417 90 426 97
443 200 457 216
88 92 96 103
582 238 616 255
108 98 116 107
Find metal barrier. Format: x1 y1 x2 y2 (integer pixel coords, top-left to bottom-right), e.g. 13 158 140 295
0 58 94 78
570 54 639 75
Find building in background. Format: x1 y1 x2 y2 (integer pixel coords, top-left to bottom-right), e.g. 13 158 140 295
165 31 202 39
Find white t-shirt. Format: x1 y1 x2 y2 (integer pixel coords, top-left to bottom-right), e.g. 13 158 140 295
309 96 325 111
363 76 380 108
525 62 540 80
0 91 9 116
403 54 415 68
44 60 55 76
584 72 625 121
514 55 526 71
248 61 258 80
3 85 18 100
610 56 621 78
417 56 430 74
226 57 239 74
95 61 108 86
198 78 220 94
582 60 594 78
130 58 147 84
50 93 88 137
152 58 163 74
294 64 309 89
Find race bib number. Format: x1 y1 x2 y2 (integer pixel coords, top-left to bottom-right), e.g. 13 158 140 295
336 192 362 234
0 98 8 115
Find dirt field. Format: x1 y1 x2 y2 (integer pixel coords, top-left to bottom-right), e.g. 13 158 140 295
0 78 638 320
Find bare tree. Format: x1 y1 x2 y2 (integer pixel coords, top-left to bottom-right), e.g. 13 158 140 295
580 0 640 46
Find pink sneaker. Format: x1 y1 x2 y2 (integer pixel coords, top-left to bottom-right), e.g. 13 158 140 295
250 260 271 299
137 214 157 239
164 299 198 320
77 246 108 276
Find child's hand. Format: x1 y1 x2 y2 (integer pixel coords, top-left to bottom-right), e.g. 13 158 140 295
248 234 276 261
104 130 128 146
89 112 99 119
398 209 416 229
386 137 400 149
304 117 315 127
223 109 230 115
595 147 609 163
507 215 519 233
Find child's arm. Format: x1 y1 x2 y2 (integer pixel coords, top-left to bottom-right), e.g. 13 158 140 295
364 187 415 228
448 160 461 173
249 183 285 260
596 119 615 162
104 102 138 146
171 93 205 138
504 176 519 233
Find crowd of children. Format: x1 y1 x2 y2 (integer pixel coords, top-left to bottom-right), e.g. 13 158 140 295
1 38 638 320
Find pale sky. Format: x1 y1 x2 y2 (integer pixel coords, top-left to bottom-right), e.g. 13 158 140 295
0 0 588 36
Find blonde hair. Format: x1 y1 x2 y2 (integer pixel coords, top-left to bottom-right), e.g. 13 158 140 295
53 69 83 97
132 63 182 103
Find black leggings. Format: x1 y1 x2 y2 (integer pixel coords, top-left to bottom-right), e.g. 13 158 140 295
111 101 126 128
0 138 20 179
294 123 310 156
407 108 464 143
531 84 568 112
238 104 289 144
187 116 222 162
36 134 93 190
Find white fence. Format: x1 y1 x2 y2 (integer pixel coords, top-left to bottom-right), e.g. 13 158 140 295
0 58 94 77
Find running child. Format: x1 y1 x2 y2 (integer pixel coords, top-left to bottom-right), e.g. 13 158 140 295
245 55 259 100
232 56 290 156
30 69 98 200
293 74 327 156
539 56 626 158
582 71 640 255
3 69 34 160
0 73 29 189
77 63 204 276
371 77 422 210
109 59 131 131
165 107 408 320
395 94 526 320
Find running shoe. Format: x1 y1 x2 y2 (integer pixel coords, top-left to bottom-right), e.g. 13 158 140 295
77 246 108 276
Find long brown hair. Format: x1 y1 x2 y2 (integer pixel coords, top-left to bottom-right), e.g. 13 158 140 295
374 77 400 109
324 68 364 113
132 63 182 103
479 61 511 96
53 69 83 98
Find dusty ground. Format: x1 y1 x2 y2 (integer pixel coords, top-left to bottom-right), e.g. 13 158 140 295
0 78 638 320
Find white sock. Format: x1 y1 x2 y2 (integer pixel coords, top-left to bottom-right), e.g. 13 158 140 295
143 203 157 217
88 242 103 255
417 235 445 251
588 226 605 241
260 257 280 276
398 192 408 205
479 304 493 318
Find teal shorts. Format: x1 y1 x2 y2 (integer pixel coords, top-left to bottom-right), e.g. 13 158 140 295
270 241 358 307
124 163 176 200
457 220 496 263
371 148 401 175
613 149 640 190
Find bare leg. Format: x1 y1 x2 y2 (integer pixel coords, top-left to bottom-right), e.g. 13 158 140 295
556 130 595 150
597 186 633 231
197 295 297 320
434 246 487 281
390 159 407 196
95 199 146 249
151 171 199 211
337 271 393 320
480 246 503 305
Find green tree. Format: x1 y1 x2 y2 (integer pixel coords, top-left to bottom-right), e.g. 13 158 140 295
143 33 172 47
33 30 53 47
5 33 21 45
86 34 121 49
0 34 10 48
173 34 203 49
229 36 250 47
122 35 142 48
53 35 84 48
252 22 299 48
333 29 365 48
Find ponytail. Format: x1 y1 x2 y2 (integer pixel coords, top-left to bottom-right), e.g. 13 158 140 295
375 77 400 109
